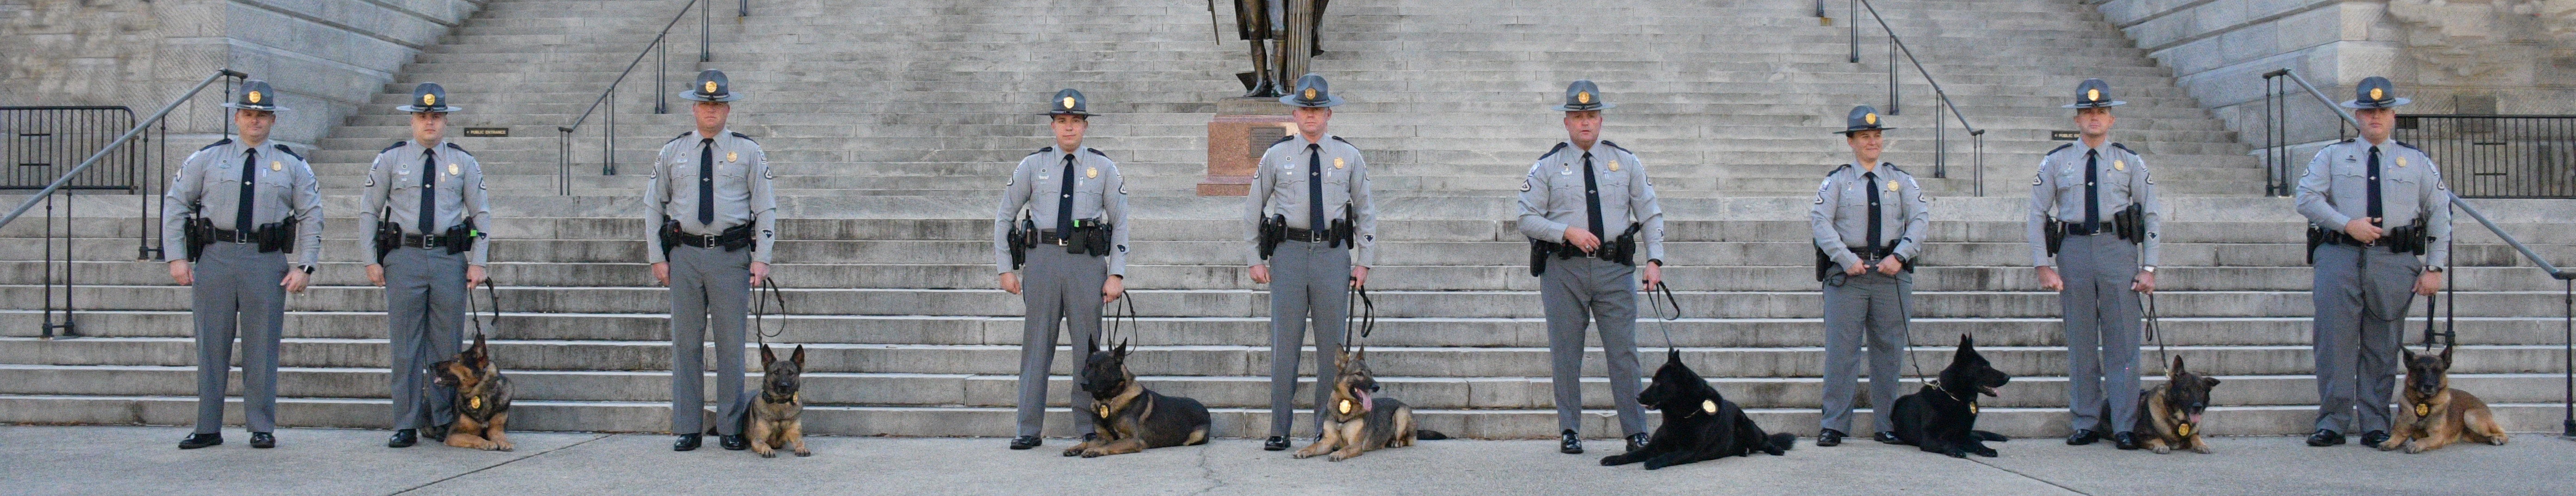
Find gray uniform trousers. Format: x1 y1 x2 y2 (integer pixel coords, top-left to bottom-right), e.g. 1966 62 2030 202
1542 256 1647 435
1820 271 1910 434
191 242 287 434
1015 248 1107 437
2311 243 2417 433
384 247 466 430
2059 233 2142 432
1267 240 1349 437
668 245 751 435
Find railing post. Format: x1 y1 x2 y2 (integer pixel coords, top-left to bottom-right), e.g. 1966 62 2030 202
558 127 573 196
1885 36 1899 115
604 85 617 177
1847 0 1858 63
1933 96 1947 178
656 39 668 115
701 0 712 63
1972 130 1985 197
740 0 749 17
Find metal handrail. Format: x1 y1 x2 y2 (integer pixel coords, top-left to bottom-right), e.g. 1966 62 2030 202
2259 68 2358 196
1847 0 1987 195
2440 197 2576 437
0 69 243 230
557 0 717 191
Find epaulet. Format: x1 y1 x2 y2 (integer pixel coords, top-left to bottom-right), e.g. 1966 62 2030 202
665 132 693 144
2393 140 2422 151
2338 138 2357 143
2046 143 2076 155
198 138 233 151
381 141 407 154
1825 163 1851 176
1272 134 1299 146
1086 148 1108 157
271 143 302 160
444 142 472 155
1600 140 1630 154
2109 143 2134 154
1329 135 1353 145
1881 163 1907 175
730 131 755 142
1026 146 1053 157
1537 142 1570 161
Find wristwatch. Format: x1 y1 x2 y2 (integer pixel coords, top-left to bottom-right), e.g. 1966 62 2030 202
2139 266 2156 273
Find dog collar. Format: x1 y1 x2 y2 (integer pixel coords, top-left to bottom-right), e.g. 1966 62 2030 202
1967 401 1978 415
2176 423 2193 438
469 397 482 410
1700 400 1717 414
2415 403 2432 417
1096 404 1112 419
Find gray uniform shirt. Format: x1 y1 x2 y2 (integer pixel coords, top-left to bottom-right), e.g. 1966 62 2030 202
2026 142 2162 267
1810 163 1929 271
359 140 493 266
2295 138 2454 267
644 129 779 264
1516 140 1668 264
1243 133 1378 267
160 139 324 269
994 146 1133 276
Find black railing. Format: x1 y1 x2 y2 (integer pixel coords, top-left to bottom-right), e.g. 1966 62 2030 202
0 68 246 339
1847 0 1986 195
2392 115 2576 199
557 0 731 195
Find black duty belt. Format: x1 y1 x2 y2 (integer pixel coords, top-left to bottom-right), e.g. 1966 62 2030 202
1281 227 1333 243
206 228 261 244
400 232 460 249
1038 229 1073 246
2058 222 2106 236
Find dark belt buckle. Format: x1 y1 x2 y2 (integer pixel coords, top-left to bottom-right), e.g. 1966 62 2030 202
698 234 718 248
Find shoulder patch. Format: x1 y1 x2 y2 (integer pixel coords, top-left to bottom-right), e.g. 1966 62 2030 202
2109 143 2133 154
443 142 472 155
198 138 233 151
1086 148 1108 157
1825 163 1851 177
2338 138 2357 143
270 144 302 161
381 141 407 154
1538 142 1570 161
2046 143 2076 155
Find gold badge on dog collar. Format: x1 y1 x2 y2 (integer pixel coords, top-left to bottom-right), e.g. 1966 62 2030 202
469 397 482 410
1096 404 1111 418
2177 423 2193 437
1338 399 1355 415
2415 403 2431 417
1700 400 1717 414
1967 402 1978 415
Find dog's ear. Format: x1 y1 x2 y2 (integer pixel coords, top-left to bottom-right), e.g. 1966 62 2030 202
761 343 777 366
2200 376 2221 388
2169 355 2186 378
2402 347 2418 366
1956 334 1974 352
1356 345 1366 362
2439 342 2455 367
1115 339 1130 360
1666 347 1682 364
792 345 805 366
1085 337 1099 355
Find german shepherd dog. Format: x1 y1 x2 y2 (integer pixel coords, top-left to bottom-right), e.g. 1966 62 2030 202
1064 340 1212 458
1601 349 1795 469
1294 347 1449 461
2382 343 2509 453
1889 334 2010 458
2131 355 2220 454
430 334 513 451
746 343 810 458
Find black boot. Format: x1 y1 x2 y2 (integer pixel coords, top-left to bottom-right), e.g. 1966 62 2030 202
1558 429 1584 454
2112 431 2142 450
2066 429 2101 446
1008 435 1043 450
421 423 448 442
1875 431 1902 444
1262 435 1289 451
1815 429 1845 447
1625 433 1650 453
720 433 749 451
387 429 418 448
2359 430 2391 448
2305 429 2345 447
248 432 275 449
177 433 223 450
673 433 703 451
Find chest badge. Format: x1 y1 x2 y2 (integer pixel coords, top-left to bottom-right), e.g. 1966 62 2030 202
1886 180 1900 192
448 163 461 176
2396 157 2408 168
1086 167 1098 179
1608 161 1620 172
1332 157 1345 170
725 151 737 163
2113 159 2125 172
270 161 282 172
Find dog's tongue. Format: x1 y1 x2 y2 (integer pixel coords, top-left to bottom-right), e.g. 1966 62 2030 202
1357 389 1374 412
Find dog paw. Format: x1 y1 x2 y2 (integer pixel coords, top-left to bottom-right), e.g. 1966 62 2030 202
1080 450 1103 458
1290 451 1315 459
492 442 513 452
1973 449 1998 458
2402 441 2425 454
1061 448 1083 457
1327 454 1350 462
758 451 778 459
2151 446 2171 454
794 449 812 457
2489 434 2510 446
1943 450 1967 459
2191 446 2212 454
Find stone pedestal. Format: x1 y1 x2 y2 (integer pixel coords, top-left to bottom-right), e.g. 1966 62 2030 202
1201 98 1294 196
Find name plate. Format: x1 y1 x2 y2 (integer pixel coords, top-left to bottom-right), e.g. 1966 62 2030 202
464 127 510 137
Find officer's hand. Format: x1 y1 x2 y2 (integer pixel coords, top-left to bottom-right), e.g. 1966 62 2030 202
168 260 192 286
466 265 488 290
1250 264 1271 285
1562 227 1601 253
365 264 386 287
2414 270 2442 296
1639 261 1661 289
748 261 770 285
2346 217 2385 244
281 270 310 294
1349 266 1369 288
999 272 1022 295
651 262 670 287
1102 275 1125 303
1876 256 1904 276
1843 258 1866 276
2132 270 2156 295
2037 266 2064 291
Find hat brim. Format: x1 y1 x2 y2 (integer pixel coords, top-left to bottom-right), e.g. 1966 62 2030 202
2062 101 2127 109
395 105 459 113
2340 97 2411 109
1279 95 1345 108
1040 111 1097 117
1551 103 1616 112
220 103 289 112
677 92 744 102
1834 126 1894 135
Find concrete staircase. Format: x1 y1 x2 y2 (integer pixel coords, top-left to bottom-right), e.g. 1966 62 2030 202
2 0 2572 440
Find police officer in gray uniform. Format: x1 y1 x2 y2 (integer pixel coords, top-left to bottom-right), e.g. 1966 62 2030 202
1516 80 1666 455
995 88 1132 451
2296 76 2451 448
165 79 323 450
646 69 779 452
364 82 492 448
1245 74 1376 452
2026 79 2161 450
1808 105 1928 447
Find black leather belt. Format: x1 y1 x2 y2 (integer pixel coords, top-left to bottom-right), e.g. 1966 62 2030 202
206 228 260 244
673 232 727 248
1038 229 1071 246
400 233 457 249
1282 227 1331 243
2059 222 2105 236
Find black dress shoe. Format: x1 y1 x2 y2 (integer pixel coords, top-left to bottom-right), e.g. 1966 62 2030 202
673 433 703 451
2305 429 2344 446
719 434 749 451
421 423 448 442
1815 429 1845 447
1008 435 1042 450
1262 436 1289 451
1625 433 1650 452
177 433 223 450
2112 431 2142 450
2066 429 2101 446
2359 430 2391 447
249 432 275 449
1875 431 1902 444
387 429 417 448
1558 430 1584 454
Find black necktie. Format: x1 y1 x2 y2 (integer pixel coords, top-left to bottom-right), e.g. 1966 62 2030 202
1307 144 1325 231
697 138 715 225
2082 149 2100 233
2365 146 2384 223
419 149 438 234
236 149 257 231
1057 154 1078 236
1582 152 1605 238
1864 170 1882 258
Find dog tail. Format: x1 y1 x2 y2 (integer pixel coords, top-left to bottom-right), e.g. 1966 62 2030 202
1766 433 1797 453
1414 430 1450 440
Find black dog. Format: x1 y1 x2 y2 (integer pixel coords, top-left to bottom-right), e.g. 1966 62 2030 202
1601 349 1796 469
1889 334 2011 458
1062 340 1212 458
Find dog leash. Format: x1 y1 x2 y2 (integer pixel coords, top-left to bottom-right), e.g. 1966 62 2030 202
1101 290 1139 349
1647 281 1680 351
1341 280 1375 354
2420 291 2448 353
465 277 502 338
752 277 788 346
2143 291 2169 368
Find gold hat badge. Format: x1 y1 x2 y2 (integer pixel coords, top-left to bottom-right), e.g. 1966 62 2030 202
247 91 263 104
1578 91 1592 104
2087 88 2101 102
423 93 436 106
1864 112 1877 125
1062 96 1076 109
1304 87 1318 99
705 81 719 93
2371 87 2384 100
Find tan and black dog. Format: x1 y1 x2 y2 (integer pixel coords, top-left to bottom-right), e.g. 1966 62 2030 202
2131 355 2220 454
2382 343 2509 453
1293 347 1448 461
746 343 809 458
430 334 513 451
1063 340 1211 458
